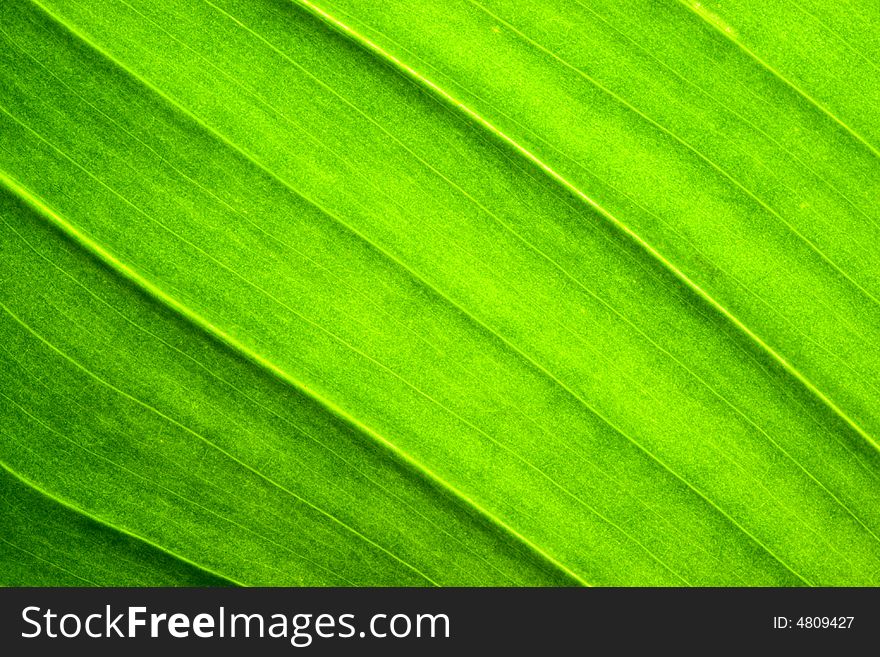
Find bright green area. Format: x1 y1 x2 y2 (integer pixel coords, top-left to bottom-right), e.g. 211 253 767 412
0 0 878 586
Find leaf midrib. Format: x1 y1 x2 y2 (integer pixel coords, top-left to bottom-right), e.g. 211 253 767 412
289 1 880 399
1 91 634 582
111 0 873 562
1 213 523 586
282 0 879 456
6 22 861 586
18 0 879 580
0 65 800 588
0 171 590 586
462 0 880 309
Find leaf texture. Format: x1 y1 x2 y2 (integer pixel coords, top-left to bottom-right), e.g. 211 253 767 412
1 0 878 586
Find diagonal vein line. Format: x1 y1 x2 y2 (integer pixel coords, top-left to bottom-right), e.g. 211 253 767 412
785 0 880 73
5 4 694 582
2 93 734 586
0 459 242 586
173 1 877 548
3 163 802 584
2 95 610 581
1 217 520 585
1 29 733 584
204 0 880 549
5 546 98 586
264 2 880 399
568 0 878 226
0 385 361 585
12 0 837 581
675 0 880 159
0 171 588 588
285 0 879 458
0 533 99 586
250 0 880 408
0 296 437 586
465 0 880 310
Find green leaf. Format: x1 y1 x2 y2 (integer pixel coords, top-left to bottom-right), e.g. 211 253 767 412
1 0 878 586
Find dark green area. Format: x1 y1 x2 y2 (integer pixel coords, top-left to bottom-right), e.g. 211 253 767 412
1 0 878 585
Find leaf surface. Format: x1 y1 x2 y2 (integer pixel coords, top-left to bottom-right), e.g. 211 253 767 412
1 0 878 585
